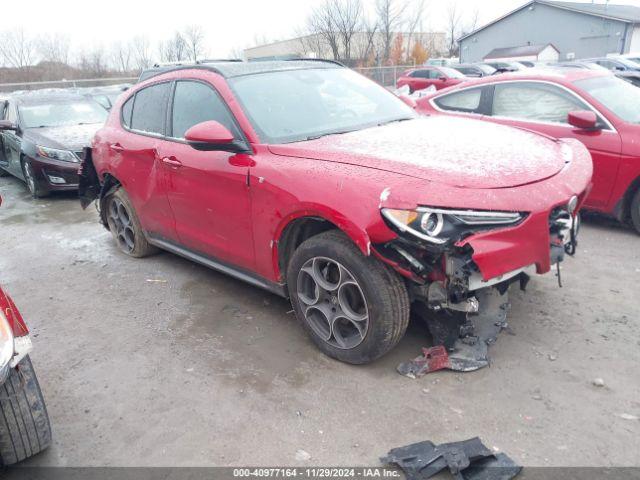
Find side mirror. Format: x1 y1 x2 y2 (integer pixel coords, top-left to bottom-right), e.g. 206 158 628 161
0 120 17 131
398 95 417 109
184 121 249 153
438 76 447 81
568 110 599 130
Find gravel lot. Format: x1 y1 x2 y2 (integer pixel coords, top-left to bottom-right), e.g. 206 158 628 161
1 175 639 468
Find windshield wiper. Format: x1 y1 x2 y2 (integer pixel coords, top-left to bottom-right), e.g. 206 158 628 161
305 129 358 141
376 117 413 127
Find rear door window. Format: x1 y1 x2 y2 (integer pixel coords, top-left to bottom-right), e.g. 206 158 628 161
170 81 240 139
130 82 170 135
434 87 484 113
491 82 588 124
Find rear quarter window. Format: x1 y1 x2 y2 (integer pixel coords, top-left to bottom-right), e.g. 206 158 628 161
130 82 171 135
434 88 483 113
121 96 134 128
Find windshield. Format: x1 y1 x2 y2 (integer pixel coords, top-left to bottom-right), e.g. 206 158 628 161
229 68 417 144
19 101 107 128
476 64 497 74
616 57 640 69
575 75 640 124
439 66 465 79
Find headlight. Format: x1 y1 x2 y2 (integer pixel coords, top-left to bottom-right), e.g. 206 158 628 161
382 207 525 244
36 145 78 162
0 308 14 371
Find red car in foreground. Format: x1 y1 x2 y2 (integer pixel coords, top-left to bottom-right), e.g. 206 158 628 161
0 283 51 465
396 66 467 93
417 69 640 233
81 60 591 364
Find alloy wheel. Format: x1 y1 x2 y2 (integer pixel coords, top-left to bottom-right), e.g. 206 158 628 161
296 257 369 349
108 197 136 253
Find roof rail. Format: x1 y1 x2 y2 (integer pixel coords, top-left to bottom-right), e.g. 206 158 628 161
283 58 345 67
152 59 243 68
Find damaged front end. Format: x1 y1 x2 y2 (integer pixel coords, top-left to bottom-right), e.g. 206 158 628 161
373 200 580 377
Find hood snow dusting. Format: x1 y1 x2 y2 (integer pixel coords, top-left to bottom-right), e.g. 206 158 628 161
24 123 102 151
269 117 570 189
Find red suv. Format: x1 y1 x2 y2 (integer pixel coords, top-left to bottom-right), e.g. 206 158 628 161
417 69 640 233
396 66 467 93
81 60 591 364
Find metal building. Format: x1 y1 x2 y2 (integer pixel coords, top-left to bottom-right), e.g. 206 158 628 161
459 1 640 63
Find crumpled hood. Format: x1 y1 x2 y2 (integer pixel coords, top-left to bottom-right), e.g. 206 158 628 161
23 123 102 152
268 117 572 189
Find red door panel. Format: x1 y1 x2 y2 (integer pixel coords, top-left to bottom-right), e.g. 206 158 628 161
485 118 622 210
157 141 255 270
112 131 177 240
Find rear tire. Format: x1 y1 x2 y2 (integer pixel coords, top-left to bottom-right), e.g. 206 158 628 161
0 356 52 466
630 188 640 235
105 188 158 258
286 230 410 364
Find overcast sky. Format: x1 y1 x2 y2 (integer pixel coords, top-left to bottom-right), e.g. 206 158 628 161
4 0 640 57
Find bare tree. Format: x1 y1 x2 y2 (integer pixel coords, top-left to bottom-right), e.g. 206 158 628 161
306 1 341 60
353 15 379 65
159 32 187 63
375 0 407 63
332 0 364 65
131 36 153 70
404 0 426 64
37 33 70 64
0 28 36 68
111 41 132 73
183 25 206 61
445 1 462 57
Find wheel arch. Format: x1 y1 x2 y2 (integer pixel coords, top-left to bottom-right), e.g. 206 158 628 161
614 175 640 223
274 211 372 284
97 172 123 228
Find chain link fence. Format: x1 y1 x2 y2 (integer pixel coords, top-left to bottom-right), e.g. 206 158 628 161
0 77 138 93
353 65 414 88
0 65 416 94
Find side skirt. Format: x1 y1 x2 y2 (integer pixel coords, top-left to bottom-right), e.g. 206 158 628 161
147 236 288 298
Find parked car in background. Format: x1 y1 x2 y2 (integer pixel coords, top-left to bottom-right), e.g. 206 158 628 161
619 54 640 65
0 92 107 197
0 240 51 464
451 63 497 77
585 57 640 73
550 61 640 88
81 60 590 364
517 60 536 68
425 58 458 67
483 61 528 72
79 85 129 111
417 69 640 233
396 66 467 92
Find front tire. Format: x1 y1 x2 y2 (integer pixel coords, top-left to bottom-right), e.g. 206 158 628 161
21 159 47 198
0 356 52 466
105 188 158 258
287 230 410 364
631 188 640 235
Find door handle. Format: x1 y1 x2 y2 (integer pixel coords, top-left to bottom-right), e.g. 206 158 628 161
109 143 124 152
162 157 182 168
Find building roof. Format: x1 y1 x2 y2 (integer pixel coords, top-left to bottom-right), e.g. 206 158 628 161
459 0 640 42
542 1 640 22
484 43 559 59
139 60 343 83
